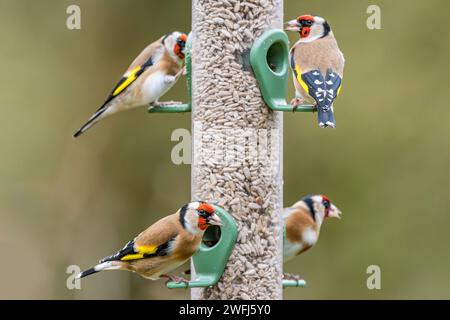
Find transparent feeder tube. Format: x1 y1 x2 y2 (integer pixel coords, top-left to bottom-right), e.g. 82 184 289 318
190 0 284 299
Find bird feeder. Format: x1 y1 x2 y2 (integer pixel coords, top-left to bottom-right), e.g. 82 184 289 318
148 34 192 113
166 205 237 289
250 29 315 112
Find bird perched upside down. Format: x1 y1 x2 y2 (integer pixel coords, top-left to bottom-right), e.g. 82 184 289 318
73 31 187 137
76 202 222 283
286 15 345 128
283 195 341 279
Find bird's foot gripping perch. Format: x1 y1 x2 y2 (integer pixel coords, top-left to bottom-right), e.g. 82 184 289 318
290 97 317 113
162 274 189 285
152 100 184 107
290 97 305 112
283 272 304 281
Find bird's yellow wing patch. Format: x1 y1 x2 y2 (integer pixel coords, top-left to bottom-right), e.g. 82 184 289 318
119 244 158 261
137 245 158 254
120 253 144 261
294 64 310 94
112 66 142 96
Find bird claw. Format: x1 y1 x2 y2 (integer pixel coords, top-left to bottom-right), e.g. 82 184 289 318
290 97 308 112
152 100 183 107
283 273 303 281
162 274 189 284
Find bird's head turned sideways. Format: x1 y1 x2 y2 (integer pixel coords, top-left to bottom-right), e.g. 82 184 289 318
180 201 223 234
163 31 187 62
285 15 331 42
301 194 342 221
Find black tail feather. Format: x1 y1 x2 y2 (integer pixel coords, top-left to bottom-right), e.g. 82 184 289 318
317 108 327 128
77 267 99 279
73 106 108 138
326 107 336 128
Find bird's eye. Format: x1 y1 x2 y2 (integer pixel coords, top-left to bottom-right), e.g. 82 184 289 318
323 200 330 208
198 209 209 218
301 20 313 27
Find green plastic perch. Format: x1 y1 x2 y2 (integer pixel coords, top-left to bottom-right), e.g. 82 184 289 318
250 29 315 113
283 279 307 288
148 33 192 113
166 205 238 289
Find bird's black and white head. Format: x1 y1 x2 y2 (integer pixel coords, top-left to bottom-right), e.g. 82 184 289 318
163 31 187 62
285 15 331 43
179 201 223 235
299 194 341 225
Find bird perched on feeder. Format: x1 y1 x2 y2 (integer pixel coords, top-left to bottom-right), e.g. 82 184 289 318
285 15 345 128
283 195 341 264
73 31 187 137
76 202 222 283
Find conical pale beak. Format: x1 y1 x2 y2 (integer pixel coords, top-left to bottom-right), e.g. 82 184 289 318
208 214 223 226
328 204 342 219
285 19 301 31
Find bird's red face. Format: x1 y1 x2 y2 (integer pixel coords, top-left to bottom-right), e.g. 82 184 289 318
285 15 315 38
321 195 331 217
196 202 222 230
320 195 341 219
174 33 187 60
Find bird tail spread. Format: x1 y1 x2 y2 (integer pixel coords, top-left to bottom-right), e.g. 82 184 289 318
73 106 109 138
76 261 122 279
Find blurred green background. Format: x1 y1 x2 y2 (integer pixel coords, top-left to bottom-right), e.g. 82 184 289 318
0 0 449 299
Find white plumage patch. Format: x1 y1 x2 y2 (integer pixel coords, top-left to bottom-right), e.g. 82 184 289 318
94 261 121 272
302 227 318 246
141 71 174 105
284 240 304 262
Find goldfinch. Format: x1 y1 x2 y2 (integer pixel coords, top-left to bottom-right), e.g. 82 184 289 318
286 15 345 128
284 195 341 264
76 202 222 283
73 31 187 138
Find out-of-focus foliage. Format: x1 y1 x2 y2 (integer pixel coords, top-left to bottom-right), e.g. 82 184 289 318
0 0 449 299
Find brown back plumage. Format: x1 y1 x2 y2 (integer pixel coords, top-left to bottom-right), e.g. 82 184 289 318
134 211 183 247
291 32 345 76
125 37 165 73
285 205 319 244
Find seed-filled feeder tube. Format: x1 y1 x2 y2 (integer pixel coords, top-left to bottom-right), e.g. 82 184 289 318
190 0 284 299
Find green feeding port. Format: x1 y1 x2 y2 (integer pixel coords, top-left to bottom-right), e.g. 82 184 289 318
266 41 286 75
250 29 314 112
148 33 192 113
166 205 237 289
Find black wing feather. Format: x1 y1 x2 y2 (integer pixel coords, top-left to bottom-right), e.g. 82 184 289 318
100 236 174 263
100 240 136 263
